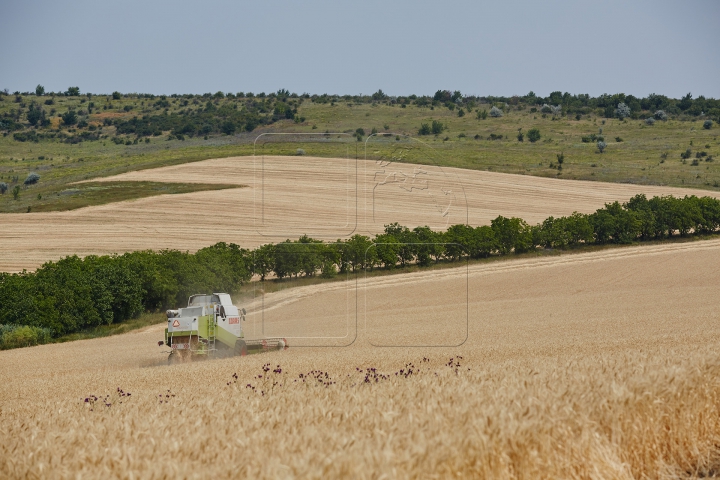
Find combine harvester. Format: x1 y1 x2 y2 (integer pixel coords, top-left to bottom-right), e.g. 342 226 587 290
161 293 287 364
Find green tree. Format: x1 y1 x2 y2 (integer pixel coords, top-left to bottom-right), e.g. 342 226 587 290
252 244 275 280
112 91 122 100
491 216 533 254
342 234 374 272
35 84 45 96
12 185 20 200
527 128 541 143
431 120 445 135
412 226 444 266
66 86 80 96
26 103 45 127
372 234 401 269
418 123 431 135
61 109 78 126
221 120 236 135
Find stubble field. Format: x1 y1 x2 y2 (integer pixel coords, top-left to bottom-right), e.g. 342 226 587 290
1 155 719 272
1 238 720 478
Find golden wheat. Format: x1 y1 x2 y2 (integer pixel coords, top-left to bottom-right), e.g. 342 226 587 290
1 239 720 478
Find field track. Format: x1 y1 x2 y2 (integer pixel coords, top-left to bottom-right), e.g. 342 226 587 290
1 155 719 272
1 239 720 477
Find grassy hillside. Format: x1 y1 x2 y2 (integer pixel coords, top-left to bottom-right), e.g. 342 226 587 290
1 90 719 213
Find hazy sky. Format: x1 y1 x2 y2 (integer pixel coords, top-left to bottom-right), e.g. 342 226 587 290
2 0 718 98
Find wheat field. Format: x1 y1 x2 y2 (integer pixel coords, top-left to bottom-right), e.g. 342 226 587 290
2 238 720 478
1 156 719 272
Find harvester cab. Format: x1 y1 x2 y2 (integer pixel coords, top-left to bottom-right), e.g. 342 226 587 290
163 293 286 363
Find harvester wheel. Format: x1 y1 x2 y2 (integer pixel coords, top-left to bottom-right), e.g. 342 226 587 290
235 340 247 357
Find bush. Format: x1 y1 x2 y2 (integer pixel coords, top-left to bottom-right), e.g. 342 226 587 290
477 109 488 120
681 148 692 159
645 117 656 126
654 110 667 121
0 182 7 194
24 172 40 185
0 324 53 349
615 102 631 119
12 185 20 200
431 120 445 135
489 106 503 118
418 123 431 135
296 148 305 156
517 130 524 142
13 131 39 142
704 120 713 130
615 137 623 142
527 128 541 143
61 109 78 126
597 140 607 153
112 91 122 100
66 86 80 96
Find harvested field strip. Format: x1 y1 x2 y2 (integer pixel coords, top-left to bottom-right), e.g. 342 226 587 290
1 240 719 477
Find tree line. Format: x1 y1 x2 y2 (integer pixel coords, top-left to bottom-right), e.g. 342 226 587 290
1 194 720 348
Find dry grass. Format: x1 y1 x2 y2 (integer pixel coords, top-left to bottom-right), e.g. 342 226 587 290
2 239 720 478
2 155 719 272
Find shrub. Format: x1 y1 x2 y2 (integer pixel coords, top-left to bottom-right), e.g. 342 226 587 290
597 140 607 153
431 120 445 135
12 185 20 200
704 120 713 130
61 109 78 126
645 117 656 126
0 324 53 349
489 106 503 118
477 109 488 120
112 91 122 100
517 129 524 142
13 131 39 142
457 109 465 117
24 172 40 185
615 103 631 119
556 152 564 164
0 182 7 194
681 148 692 159
66 86 80 96
527 128 541 143
35 84 44 96
654 110 667 121
296 148 306 156
418 123 431 135
615 137 623 142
